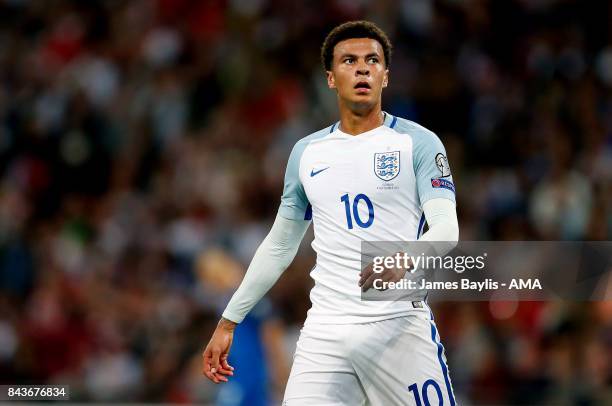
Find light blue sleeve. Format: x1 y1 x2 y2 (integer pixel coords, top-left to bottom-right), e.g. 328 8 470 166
278 140 311 221
412 129 456 206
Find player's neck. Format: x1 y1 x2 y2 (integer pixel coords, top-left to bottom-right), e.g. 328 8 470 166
338 106 384 136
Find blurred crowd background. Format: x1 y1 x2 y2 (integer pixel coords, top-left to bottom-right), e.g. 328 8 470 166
0 0 610 404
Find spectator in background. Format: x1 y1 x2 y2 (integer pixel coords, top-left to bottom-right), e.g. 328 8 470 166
196 249 289 405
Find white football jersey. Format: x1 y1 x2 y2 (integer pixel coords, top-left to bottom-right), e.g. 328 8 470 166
278 113 456 324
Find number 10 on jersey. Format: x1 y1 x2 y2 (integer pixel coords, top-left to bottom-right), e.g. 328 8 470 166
341 193 374 229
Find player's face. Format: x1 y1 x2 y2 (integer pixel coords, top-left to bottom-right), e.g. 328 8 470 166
327 38 389 110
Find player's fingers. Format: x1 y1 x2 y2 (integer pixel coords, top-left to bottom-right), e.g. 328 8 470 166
203 363 220 383
393 266 408 280
202 353 220 383
361 272 381 292
382 269 398 282
221 355 235 372
215 366 233 376
202 351 211 373
205 368 222 384
204 370 219 383
210 348 222 374
211 356 229 381
213 372 229 382
361 273 375 291
218 355 233 373
358 266 373 287
378 271 396 290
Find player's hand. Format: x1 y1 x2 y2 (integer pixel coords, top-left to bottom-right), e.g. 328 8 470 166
358 255 412 292
202 318 236 383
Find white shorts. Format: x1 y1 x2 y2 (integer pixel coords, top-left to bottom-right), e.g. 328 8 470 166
283 310 456 406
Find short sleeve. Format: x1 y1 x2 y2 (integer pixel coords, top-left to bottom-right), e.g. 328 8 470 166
413 132 456 206
278 141 312 220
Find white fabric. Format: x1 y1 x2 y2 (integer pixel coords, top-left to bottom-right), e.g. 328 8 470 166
223 116 459 326
287 121 456 324
418 198 459 258
221 214 310 324
221 197 457 325
283 309 456 405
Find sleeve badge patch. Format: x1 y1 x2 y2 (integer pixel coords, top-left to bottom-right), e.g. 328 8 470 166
431 178 455 193
435 153 451 177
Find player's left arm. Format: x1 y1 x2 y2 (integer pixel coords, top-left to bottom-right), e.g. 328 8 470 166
414 129 459 250
418 198 458 248
360 130 458 291
203 140 312 383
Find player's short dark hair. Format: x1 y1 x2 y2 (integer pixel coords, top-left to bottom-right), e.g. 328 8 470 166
321 21 392 71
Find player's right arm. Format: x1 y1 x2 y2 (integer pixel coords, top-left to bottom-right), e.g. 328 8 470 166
202 141 312 384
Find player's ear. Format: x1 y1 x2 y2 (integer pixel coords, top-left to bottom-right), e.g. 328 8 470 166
382 69 389 88
326 71 336 89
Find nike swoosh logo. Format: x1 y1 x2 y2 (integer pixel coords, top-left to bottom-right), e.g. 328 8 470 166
310 167 330 177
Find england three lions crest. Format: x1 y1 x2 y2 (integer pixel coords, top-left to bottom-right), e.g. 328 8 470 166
374 151 400 181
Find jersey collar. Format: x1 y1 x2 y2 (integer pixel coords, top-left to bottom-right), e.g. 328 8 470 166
330 111 396 135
